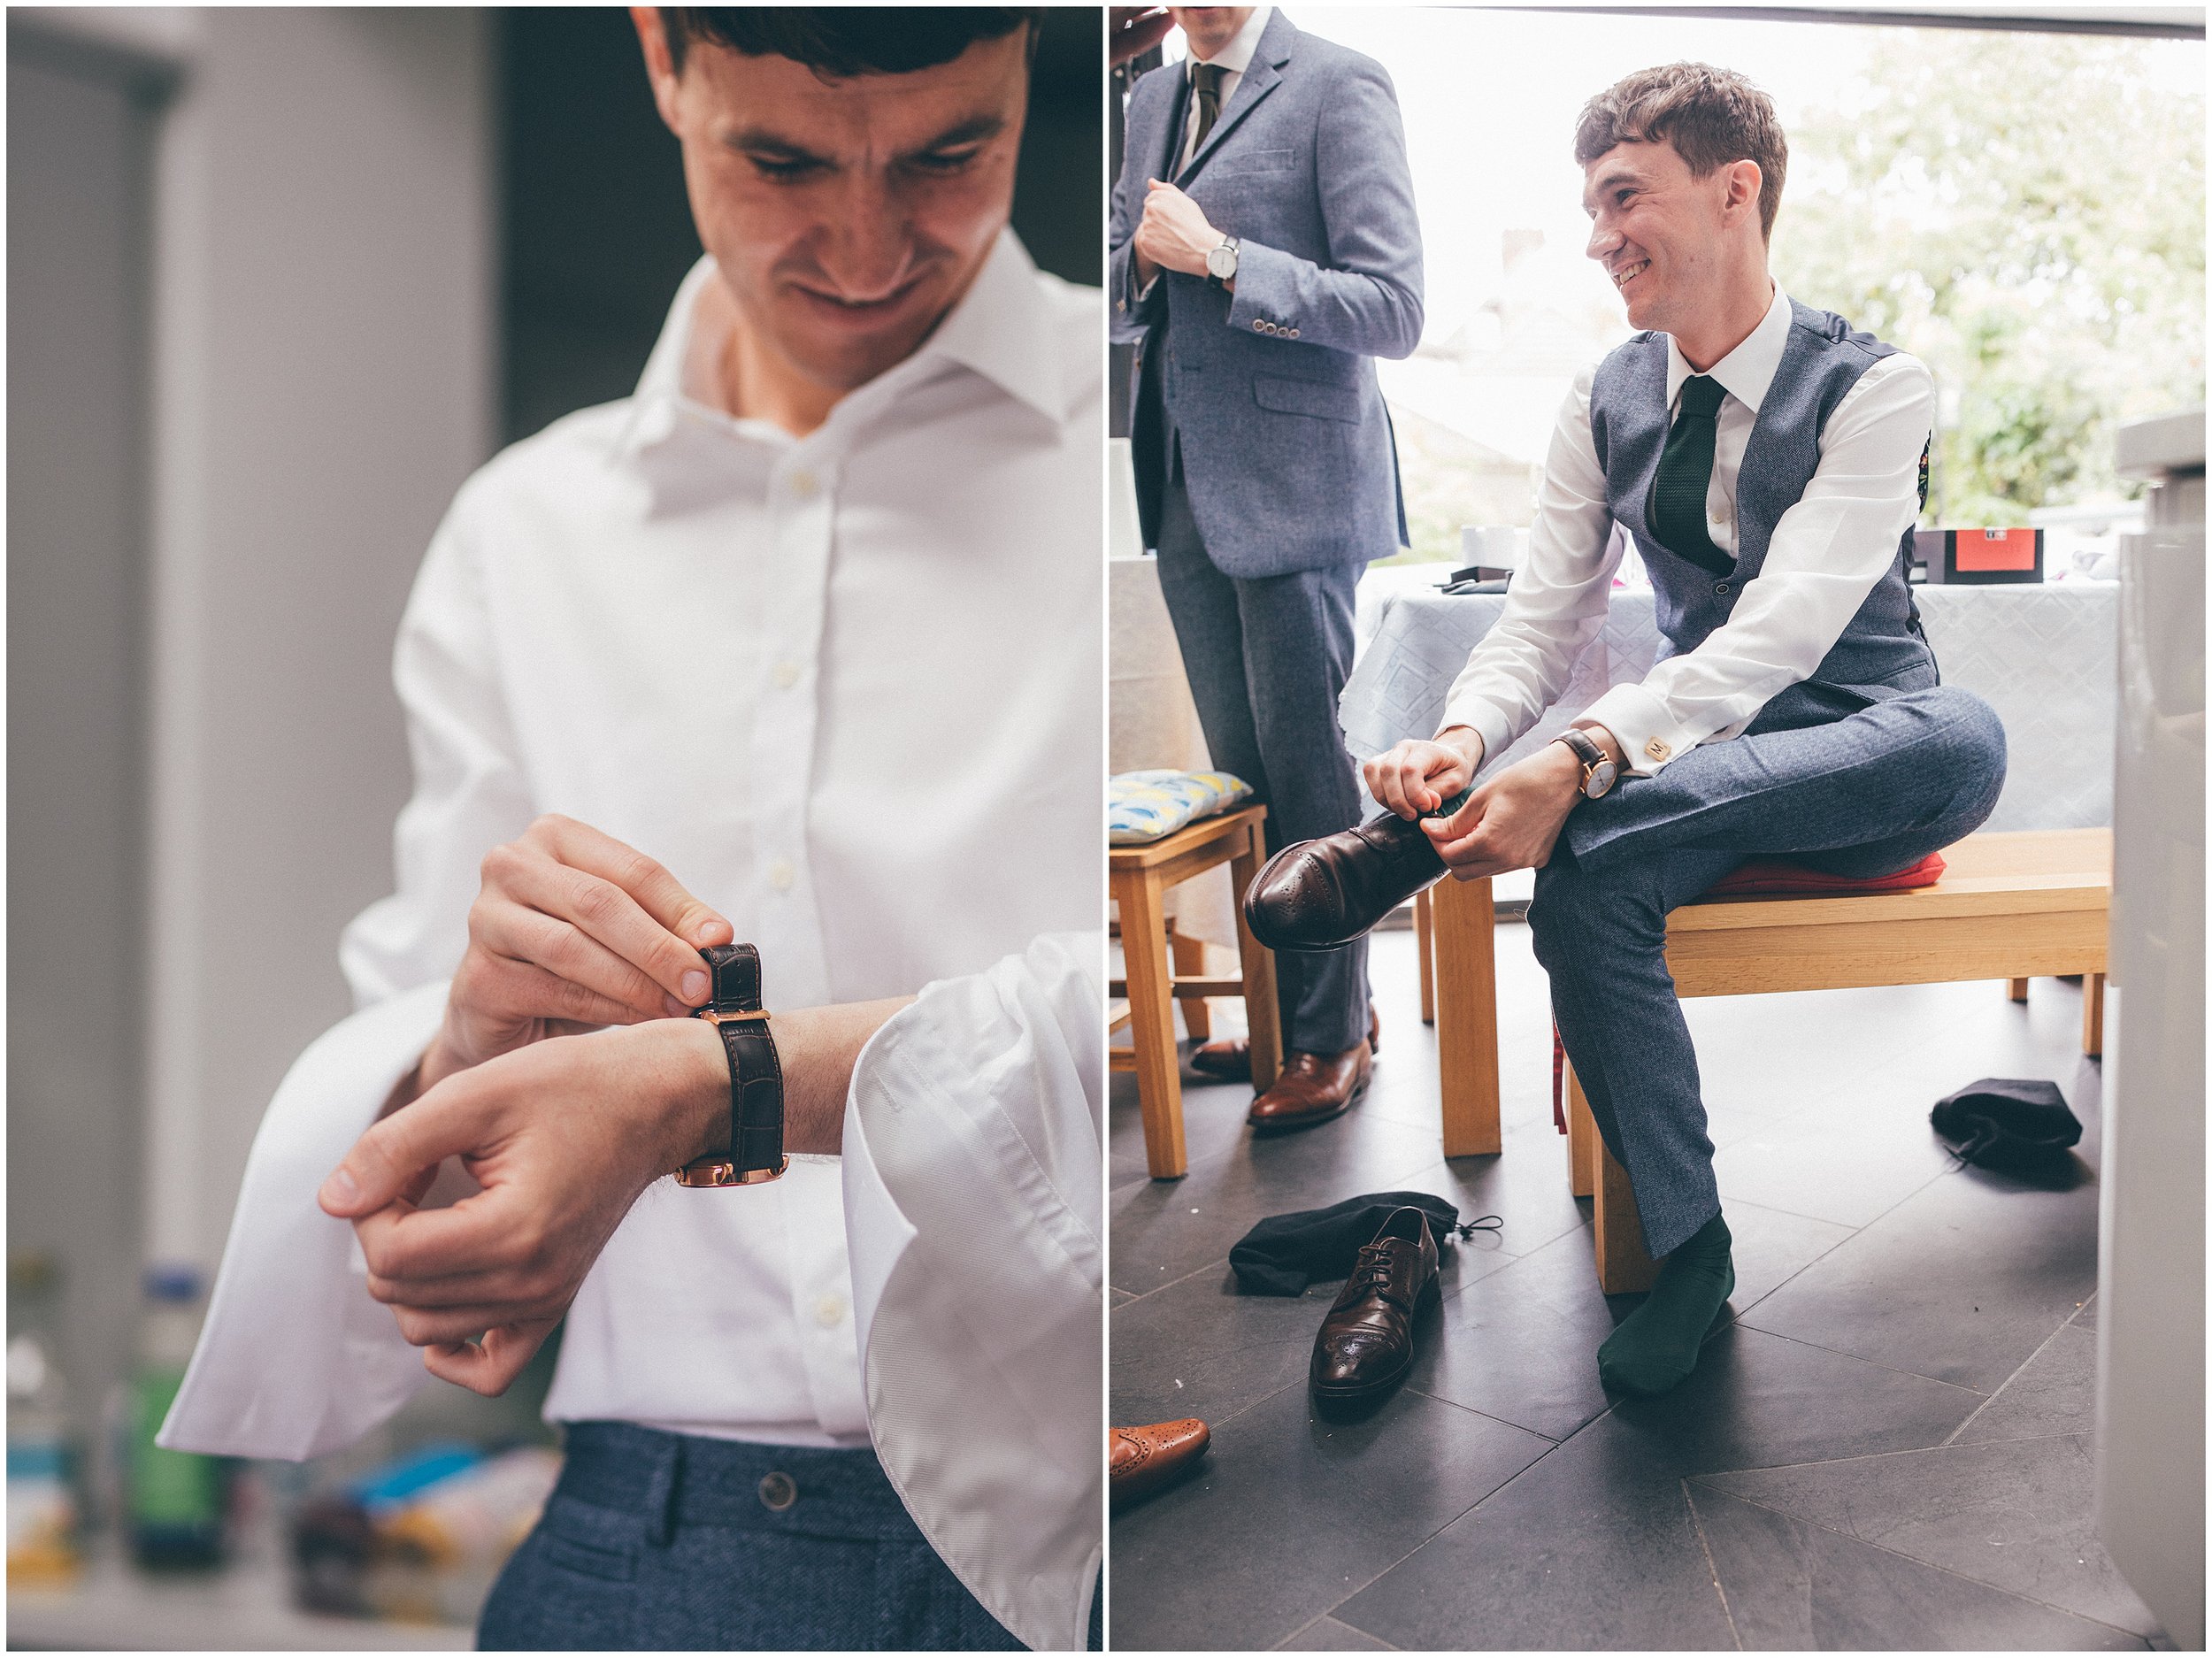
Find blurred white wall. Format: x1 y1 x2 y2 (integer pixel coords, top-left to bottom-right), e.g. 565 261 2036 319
141 8 497 1270
9 9 496 1339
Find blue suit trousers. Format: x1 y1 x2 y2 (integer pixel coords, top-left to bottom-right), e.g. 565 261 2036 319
1527 684 2008 1259
1153 474 1371 1055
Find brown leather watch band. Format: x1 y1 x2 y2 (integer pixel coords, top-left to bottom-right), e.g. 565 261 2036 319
674 943 788 1187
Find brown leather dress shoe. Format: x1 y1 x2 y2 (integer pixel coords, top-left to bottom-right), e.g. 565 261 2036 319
1242 802 1466 953
1310 1208 1440 1405
1191 1005 1381 1082
1246 1041 1372 1131
1110 1418 1210 1503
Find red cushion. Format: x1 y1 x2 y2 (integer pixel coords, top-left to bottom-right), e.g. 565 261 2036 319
1701 850 1947 900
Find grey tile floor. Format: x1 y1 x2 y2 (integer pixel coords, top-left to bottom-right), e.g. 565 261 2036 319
1109 922 2168 1652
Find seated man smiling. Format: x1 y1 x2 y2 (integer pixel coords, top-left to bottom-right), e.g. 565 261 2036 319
1359 63 2004 1397
160 9 1102 1649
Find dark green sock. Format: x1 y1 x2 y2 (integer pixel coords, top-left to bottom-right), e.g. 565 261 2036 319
1596 1211 1735 1397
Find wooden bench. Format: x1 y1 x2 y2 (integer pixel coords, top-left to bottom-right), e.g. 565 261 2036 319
1420 828 2112 1291
1110 804 1282 1178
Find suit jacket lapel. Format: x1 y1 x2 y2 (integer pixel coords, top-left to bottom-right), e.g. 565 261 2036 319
1152 64 1192 185
1176 12 1295 184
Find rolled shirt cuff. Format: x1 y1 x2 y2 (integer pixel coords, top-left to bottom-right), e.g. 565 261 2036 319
1433 702 1514 779
1579 681 1699 777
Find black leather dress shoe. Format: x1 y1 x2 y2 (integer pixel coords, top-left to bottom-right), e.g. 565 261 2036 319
1243 798 1465 953
1310 1207 1440 1406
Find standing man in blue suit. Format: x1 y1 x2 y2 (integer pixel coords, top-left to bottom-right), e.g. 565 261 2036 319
1110 6 1422 1129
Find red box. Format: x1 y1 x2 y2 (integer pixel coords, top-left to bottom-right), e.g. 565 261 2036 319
1910 527 2044 584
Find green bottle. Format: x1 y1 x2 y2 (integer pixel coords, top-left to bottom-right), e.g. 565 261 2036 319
127 1264 227 1570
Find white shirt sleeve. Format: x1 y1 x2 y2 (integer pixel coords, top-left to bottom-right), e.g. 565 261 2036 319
1581 353 1936 773
1435 365 1622 764
160 491 535 1460
842 933 1104 1654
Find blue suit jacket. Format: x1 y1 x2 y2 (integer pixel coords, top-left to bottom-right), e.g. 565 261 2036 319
1109 11 1423 577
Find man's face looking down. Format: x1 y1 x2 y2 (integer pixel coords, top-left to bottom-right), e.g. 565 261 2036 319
633 10 1032 397
1581 135 1763 338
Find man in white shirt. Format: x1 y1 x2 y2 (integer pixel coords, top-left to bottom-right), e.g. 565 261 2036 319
1363 64 2005 1399
161 9 1101 1649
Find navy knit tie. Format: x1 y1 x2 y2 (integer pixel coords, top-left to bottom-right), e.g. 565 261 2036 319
1649 374 1732 576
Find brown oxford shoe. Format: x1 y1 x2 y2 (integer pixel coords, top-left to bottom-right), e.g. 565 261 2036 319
1310 1207 1440 1408
1246 1041 1372 1132
1190 1005 1381 1083
1110 1418 1210 1504
1242 803 1463 954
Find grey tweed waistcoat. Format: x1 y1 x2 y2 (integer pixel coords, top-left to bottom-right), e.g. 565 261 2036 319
1589 299 1937 710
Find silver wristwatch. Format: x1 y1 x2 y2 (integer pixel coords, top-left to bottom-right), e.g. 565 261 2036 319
1555 728 1618 800
1205 236 1240 288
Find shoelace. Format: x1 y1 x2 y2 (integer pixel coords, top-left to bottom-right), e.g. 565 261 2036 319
1454 1214 1504 1241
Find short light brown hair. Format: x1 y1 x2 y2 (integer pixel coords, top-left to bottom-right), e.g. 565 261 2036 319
1573 64 1787 242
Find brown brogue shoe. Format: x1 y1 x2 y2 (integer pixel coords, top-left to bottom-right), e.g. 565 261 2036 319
1246 1041 1372 1132
1241 794 1469 954
1191 1005 1380 1083
1310 1208 1440 1406
1109 1418 1210 1503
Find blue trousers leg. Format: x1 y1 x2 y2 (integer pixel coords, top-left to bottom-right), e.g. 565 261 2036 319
1153 476 1370 1054
1530 687 2008 1259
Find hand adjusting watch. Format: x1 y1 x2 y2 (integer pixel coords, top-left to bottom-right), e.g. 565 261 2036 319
674 942 788 1187
1554 728 1619 800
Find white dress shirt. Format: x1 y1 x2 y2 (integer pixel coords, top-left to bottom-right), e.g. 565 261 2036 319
1439 286 1936 775
162 231 1103 1467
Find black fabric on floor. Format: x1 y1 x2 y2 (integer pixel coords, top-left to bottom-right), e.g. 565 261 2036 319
1930 1078 2083 1182
1229 1192 1495 1295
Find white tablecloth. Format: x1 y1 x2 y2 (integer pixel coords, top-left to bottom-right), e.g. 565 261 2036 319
1339 582 2118 833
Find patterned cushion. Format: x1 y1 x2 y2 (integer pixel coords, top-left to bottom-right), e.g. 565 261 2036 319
1701 850 1947 900
1109 770 1254 845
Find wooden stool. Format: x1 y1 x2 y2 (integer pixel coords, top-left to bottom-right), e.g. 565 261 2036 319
1427 829 2112 1292
1110 804 1283 1178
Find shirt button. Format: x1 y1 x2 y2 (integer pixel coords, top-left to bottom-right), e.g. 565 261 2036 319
815 1293 846 1328
769 858 795 892
759 1472 797 1512
787 469 818 500
772 660 800 690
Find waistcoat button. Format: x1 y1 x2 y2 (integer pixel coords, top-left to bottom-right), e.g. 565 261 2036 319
1715 581 1732 596
759 1472 797 1512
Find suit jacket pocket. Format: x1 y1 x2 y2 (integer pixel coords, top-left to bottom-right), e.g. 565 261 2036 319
1213 147 1294 175
1252 374 1361 424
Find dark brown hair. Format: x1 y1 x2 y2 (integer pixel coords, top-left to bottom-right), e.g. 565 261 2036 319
1573 63 1788 242
659 8 1043 79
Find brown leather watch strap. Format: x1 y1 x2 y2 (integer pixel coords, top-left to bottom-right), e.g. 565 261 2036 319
674 943 788 1187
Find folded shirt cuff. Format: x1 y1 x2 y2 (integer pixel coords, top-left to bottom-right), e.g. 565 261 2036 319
1580 682 1698 777
1433 701 1515 778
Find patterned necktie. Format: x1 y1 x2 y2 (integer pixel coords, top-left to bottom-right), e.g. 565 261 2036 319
1188 63 1226 163
1649 373 1732 576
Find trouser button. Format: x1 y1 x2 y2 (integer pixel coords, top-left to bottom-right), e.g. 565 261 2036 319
759 1471 797 1511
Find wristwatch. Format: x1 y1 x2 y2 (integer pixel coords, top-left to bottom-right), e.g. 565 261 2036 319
1554 728 1619 800
1205 235 1240 289
674 943 788 1187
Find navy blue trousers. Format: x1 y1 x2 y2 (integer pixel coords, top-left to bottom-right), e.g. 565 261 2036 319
478 1424 1031 1651
1527 684 2008 1259
1153 474 1371 1054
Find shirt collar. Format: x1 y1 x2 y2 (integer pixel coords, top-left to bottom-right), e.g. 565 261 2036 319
1189 6 1271 80
615 229 1064 461
1665 283 1791 415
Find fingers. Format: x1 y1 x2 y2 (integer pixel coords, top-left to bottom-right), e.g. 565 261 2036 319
349 1180 529 1282
488 827 721 1009
387 1298 566 1347
320 1081 502 1217
1366 741 1460 820
462 900 674 1026
422 1316 561 1398
529 815 730 951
